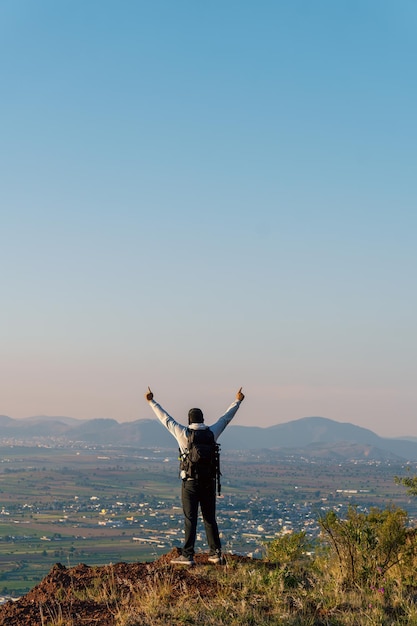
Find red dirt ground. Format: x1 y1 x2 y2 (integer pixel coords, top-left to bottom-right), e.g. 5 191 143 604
0 549 253 625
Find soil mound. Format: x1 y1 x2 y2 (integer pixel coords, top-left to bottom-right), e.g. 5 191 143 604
0 549 253 625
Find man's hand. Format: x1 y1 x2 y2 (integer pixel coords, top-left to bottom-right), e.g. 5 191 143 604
145 386 154 401
236 387 245 402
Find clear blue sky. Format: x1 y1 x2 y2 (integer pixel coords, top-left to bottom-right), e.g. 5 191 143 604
1 1 416 437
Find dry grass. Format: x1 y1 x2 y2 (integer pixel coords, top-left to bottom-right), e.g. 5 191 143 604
48 557 417 626
21 533 417 626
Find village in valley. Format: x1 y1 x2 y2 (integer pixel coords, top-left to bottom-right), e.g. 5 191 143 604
1 441 416 601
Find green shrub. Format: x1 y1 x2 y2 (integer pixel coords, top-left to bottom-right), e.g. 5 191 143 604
395 470 417 496
264 530 311 564
318 505 412 588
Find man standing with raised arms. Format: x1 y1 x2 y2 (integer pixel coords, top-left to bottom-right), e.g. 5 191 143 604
145 387 245 565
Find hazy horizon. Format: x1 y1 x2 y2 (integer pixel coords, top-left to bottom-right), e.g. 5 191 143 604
1 2 416 439
1 410 415 441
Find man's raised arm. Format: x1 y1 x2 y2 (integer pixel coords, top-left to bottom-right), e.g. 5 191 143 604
144 387 187 447
210 387 245 440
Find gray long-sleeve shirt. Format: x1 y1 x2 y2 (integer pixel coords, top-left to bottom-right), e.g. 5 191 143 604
148 398 242 454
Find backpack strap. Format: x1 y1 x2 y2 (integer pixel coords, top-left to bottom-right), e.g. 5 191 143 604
178 428 191 479
215 442 222 495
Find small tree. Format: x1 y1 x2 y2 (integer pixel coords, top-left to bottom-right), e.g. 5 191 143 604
394 469 417 496
318 505 410 588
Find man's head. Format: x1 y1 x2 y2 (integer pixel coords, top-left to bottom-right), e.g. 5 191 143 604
188 408 204 425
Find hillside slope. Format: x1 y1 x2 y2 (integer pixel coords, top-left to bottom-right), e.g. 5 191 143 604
0 550 251 626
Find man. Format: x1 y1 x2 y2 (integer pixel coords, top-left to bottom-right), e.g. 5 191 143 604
145 386 245 565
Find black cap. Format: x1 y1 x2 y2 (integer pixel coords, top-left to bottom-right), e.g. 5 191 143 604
188 408 204 424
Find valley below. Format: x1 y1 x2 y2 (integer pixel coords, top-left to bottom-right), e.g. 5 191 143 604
0 443 415 599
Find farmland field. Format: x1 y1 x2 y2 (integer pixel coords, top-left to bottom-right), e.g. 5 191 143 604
0 444 415 596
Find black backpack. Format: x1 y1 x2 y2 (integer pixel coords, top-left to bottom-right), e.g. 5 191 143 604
180 428 222 494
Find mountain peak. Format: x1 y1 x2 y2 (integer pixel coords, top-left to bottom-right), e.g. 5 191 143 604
1 414 416 460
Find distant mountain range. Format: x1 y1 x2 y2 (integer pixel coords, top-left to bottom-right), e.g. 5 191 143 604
1 414 417 461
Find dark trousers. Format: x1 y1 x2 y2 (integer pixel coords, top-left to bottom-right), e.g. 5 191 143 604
181 478 221 558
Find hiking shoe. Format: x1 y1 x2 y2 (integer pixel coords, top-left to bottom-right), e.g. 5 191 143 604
208 553 224 564
170 554 195 566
